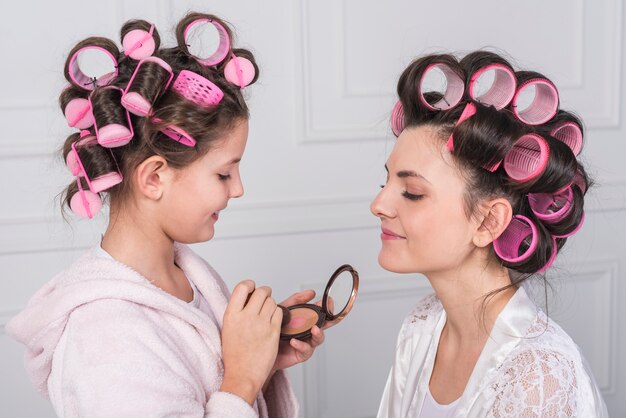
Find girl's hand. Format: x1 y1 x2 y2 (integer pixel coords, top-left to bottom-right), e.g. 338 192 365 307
220 280 282 405
271 290 333 373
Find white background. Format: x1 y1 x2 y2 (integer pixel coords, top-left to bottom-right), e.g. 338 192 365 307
1 0 625 416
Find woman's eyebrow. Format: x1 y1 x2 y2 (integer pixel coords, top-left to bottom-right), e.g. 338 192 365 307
385 165 431 184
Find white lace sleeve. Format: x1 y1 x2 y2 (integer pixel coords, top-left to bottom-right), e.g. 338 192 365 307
488 347 578 418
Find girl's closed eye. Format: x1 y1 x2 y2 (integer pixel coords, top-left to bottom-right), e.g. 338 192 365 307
218 173 231 181
402 191 424 201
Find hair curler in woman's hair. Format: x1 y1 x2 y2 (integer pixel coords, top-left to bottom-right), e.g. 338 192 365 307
391 100 405 137
121 57 174 116
171 70 224 107
493 215 539 264
528 186 574 223
64 38 120 91
90 86 134 147
503 133 550 183
548 111 584 157
511 71 559 125
60 85 94 129
461 51 517 110
121 20 160 60
419 62 465 111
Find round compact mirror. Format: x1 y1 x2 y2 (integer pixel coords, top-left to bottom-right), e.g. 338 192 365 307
280 264 359 341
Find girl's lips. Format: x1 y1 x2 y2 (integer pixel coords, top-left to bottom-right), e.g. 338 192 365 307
381 227 405 240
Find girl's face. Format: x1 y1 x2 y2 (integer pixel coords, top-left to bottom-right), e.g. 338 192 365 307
370 125 479 275
160 120 249 243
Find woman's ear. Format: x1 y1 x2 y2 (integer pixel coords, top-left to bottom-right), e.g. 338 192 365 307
473 198 513 248
134 156 171 201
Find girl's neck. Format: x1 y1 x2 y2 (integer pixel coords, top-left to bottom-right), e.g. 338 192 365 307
426 256 516 346
100 205 193 302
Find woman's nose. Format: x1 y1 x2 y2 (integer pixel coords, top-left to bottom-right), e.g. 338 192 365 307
370 186 394 219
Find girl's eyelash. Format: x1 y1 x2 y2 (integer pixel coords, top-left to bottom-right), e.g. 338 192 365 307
402 191 424 201
218 174 231 181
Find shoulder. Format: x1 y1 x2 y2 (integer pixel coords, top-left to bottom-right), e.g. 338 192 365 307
398 293 442 341
488 313 588 415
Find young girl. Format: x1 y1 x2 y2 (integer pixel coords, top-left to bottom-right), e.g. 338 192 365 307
6 12 324 417
373 51 608 417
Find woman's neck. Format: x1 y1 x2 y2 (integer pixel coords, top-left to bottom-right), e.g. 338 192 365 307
426 256 516 346
100 205 193 302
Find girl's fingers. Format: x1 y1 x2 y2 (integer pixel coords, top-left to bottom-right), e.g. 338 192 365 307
227 280 256 313
280 289 316 307
260 296 278 319
290 338 313 360
246 286 272 314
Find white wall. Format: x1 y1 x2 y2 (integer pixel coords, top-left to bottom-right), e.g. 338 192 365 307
1 0 625 416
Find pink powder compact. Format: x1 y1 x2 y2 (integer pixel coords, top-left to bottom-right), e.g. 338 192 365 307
280 264 359 341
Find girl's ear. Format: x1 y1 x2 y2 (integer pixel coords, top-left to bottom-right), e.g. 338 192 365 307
134 156 172 201
473 198 513 248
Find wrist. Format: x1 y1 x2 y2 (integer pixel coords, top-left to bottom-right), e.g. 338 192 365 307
220 375 259 406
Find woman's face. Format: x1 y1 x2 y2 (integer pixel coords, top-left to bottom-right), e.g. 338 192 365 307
370 125 479 275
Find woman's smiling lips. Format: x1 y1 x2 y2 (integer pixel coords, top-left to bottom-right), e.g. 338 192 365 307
381 227 406 240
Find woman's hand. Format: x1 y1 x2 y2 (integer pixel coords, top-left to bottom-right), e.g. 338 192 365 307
220 280 282 405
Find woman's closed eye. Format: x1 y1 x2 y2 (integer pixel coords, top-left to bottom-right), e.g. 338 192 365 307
218 174 231 181
402 191 424 201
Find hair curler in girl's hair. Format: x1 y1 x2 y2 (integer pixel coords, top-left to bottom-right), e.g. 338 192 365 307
391 100 405 137
461 51 517 110
224 51 256 89
121 20 160 60
179 15 232 66
65 133 123 218
171 70 224 107
511 71 559 125
121 57 174 116
60 85 94 129
90 86 134 147
64 38 120 91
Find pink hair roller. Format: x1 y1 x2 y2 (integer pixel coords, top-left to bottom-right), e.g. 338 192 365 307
172 70 224 107
446 102 477 152
67 46 119 91
493 215 539 263
511 77 559 125
64 98 94 129
391 100 405 137
69 137 123 192
420 63 465 111
70 179 102 219
122 24 156 60
183 18 231 67
468 63 516 110
528 186 574 223
224 54 256 88
90 86 134 148
121 57 174 116
152 118 196 147
551 121 582 156
503 133 550 182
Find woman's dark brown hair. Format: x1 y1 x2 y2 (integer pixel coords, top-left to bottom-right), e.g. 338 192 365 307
394 51 590 282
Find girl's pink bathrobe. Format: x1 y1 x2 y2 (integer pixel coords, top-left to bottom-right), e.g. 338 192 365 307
6 243 298 417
